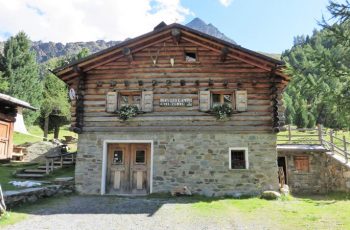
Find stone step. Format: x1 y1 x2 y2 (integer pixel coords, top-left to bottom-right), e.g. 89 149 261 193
23 169 47 174
37 165 60 170
53 161 75 165
16 173 45 178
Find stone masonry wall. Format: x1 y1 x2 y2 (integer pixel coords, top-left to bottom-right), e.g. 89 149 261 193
278 151 350 194
76 131 279 197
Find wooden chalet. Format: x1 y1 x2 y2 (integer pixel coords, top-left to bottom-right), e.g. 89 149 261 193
0 93 36 160
53 22 289 196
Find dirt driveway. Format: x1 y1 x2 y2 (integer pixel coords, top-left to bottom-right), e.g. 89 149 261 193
3 195 246 230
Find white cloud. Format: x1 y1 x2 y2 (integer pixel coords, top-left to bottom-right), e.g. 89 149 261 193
0 0 191 43
218 0 233 7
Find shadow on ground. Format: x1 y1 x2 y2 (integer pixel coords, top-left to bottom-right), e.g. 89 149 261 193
9 194 228 217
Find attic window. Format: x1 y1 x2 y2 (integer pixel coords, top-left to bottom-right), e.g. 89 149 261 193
185 52 197 62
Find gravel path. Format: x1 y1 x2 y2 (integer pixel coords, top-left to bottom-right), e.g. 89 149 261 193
3 195 252 230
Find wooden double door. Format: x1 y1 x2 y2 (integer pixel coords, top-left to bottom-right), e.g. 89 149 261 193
107 143 151 195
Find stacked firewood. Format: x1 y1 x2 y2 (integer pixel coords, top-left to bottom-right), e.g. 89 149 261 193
0 185 6 216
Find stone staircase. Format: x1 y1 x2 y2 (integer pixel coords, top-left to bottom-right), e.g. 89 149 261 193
16 153 76 179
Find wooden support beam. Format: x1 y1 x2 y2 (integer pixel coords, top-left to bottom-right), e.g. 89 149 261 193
171 28 181 44
220 47 229 62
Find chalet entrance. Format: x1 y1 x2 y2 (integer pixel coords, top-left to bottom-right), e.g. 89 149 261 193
107 143 151 195
0 120 11 160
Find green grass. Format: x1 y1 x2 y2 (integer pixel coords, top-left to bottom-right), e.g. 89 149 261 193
182 193 350 229
13 125 78 146
0 163 75 191
0 163 39 191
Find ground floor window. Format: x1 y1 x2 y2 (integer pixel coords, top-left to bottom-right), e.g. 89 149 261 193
294 156 309 172
229 147 249 169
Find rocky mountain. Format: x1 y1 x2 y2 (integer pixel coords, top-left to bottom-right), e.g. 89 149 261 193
0 18 237 63
186 18 236 44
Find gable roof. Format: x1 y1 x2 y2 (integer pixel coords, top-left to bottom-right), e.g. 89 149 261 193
0 93 36 110
53 22 288 81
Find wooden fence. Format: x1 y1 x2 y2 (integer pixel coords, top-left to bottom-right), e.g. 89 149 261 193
278 125 350 163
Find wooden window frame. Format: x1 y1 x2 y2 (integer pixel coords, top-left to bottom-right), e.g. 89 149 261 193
183 48 199 63
135 149 146 165
210 91 235 109
112 149 124 165
228 147 249 170
293 156 309 172
118 91 142 110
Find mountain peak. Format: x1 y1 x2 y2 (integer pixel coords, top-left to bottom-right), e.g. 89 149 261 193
185 18 236 44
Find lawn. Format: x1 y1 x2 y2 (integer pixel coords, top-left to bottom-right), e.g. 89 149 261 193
1 193 350 229
13 125 78 146
0 163 74 191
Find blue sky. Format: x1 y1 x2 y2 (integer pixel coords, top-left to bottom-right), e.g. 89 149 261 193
182 0 331 53
0 0 337 53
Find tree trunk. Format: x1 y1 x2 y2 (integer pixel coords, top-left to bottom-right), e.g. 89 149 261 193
54 125 60 139
43 116 49 141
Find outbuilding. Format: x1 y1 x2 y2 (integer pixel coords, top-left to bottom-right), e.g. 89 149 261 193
53 22 289 196
0 93 36 160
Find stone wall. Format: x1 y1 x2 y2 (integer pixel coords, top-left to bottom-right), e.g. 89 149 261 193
76 131 279 197
4 178 74 208
278 151 350 194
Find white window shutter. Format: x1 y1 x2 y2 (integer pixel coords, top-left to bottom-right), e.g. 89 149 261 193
106 91 118 112
199 91 210 111
142 91 153 112
235 90 247 111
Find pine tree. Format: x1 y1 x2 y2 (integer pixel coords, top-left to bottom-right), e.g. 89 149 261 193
0 32 43 125
294 100 309 128
38 48 89 139
307 113 316 128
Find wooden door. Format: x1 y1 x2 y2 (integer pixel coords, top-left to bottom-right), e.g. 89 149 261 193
0 121 10 159
107 143 150 195
130 143 150 195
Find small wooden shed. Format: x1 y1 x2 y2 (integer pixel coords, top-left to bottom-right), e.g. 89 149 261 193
0 93 36 160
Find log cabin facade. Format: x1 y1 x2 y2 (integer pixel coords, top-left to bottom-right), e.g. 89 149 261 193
54 22 289 196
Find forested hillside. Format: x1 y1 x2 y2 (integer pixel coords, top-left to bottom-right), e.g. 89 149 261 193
282 1 350 129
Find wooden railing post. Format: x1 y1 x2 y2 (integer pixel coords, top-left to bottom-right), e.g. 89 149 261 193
51 159 54 172
318 124 323 145
344 135 348 163
60 156 63 168
288 124 292 143
330 129 335 153
45 159 50 175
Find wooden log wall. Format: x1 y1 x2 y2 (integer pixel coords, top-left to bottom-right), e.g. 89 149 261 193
66 38 286 133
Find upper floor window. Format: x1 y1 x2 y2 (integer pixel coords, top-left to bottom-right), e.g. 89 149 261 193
185 51 197 62
211 93 232 108
119 93 141 109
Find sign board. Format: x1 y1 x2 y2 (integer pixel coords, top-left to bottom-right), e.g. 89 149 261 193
159 98 192 107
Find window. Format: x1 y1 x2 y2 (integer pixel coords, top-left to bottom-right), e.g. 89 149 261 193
185 52 197 62
113 150 123 164
135 150 146 164
294 156 309 172
211 93 232 108
229 148 248 169
119 92 141 109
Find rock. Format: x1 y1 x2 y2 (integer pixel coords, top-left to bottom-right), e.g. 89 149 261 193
171 186 192 196
261 191 281 200
280 185 290 195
